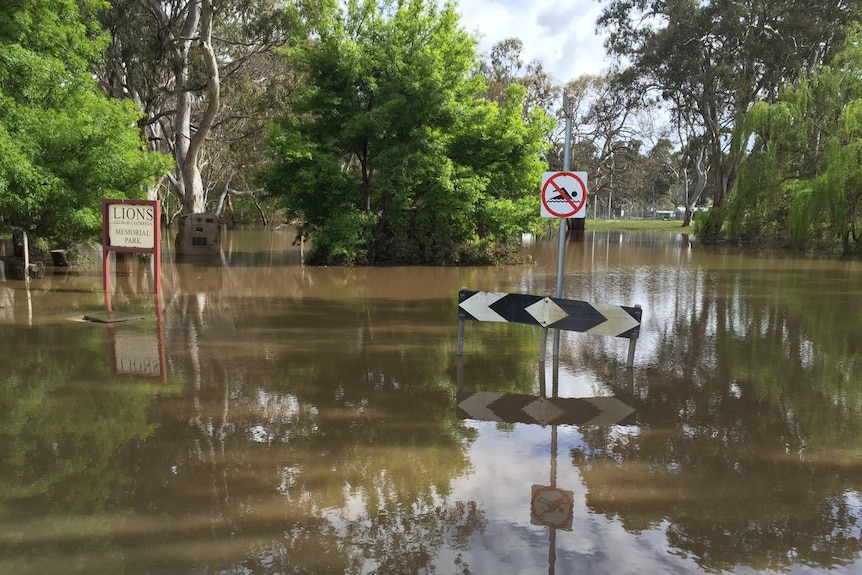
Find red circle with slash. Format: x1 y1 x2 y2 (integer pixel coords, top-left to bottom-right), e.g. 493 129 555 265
541 172 587 218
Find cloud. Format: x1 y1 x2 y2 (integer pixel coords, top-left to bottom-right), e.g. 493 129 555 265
454 0 611 83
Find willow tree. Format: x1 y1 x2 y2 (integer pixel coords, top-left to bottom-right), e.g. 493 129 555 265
265 0 552 265
730 25 862 254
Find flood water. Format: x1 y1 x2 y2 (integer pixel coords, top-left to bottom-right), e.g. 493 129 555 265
1 227 862 575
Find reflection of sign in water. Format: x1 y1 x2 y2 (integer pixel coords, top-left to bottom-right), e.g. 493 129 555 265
531 485 574 530
113 329 162 377
457 392 635 427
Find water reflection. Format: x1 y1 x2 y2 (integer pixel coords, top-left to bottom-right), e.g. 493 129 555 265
569 239 862 573
1 228 862 574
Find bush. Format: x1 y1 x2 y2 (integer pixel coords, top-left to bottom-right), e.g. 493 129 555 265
692 205 728 243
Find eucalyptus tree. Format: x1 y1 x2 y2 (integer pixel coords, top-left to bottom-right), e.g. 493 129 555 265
664 96 711 226
642 137 675 214
598 0 861 212
477 38 559 118
265 0 552 265
97 0 298 221
0 0 168 252
554 72 653 220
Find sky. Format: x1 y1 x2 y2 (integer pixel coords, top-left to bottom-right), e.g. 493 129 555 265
453 0 612 84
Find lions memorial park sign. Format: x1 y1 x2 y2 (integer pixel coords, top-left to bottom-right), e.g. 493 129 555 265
104 200 158 249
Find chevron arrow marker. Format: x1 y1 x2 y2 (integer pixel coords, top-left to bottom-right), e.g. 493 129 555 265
459 291 509 322
586 304 641 337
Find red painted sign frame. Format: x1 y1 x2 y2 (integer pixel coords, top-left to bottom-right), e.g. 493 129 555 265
101 199 161 312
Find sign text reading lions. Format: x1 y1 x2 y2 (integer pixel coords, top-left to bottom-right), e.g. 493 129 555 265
108 204 156 249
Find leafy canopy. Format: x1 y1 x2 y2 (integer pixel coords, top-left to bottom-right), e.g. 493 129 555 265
729 23 862 254
0 0 169 250
265 0 552 265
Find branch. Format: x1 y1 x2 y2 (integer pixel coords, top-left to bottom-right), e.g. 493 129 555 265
187 0 220 161
214 168 268 225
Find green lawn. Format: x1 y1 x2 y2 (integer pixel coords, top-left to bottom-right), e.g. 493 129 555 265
584 219 692 233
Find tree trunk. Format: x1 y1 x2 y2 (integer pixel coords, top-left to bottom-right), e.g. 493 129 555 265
172 0 220 216
567 219 585 232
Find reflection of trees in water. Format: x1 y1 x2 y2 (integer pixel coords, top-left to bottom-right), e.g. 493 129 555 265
0 316 157 574
565 264 862 572
125 262 501 573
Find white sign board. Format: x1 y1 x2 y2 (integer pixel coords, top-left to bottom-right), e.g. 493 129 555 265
107 203 157 249
540 171 588 219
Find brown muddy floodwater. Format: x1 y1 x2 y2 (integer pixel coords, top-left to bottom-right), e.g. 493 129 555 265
1 227 862 575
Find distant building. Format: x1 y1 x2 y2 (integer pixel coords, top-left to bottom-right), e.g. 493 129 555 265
654 206 709 220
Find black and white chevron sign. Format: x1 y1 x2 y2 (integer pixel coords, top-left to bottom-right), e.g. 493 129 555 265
457 391 635 427
458 289 641 339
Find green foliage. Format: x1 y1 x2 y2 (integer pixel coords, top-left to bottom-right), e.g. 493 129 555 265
265 0 551 265
0 0 169 250
728 23 862 254
0 318 160 573
691 204 726 243
599 0 862 211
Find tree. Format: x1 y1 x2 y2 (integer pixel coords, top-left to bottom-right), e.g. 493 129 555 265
598 0 862 213
0 0 167 251
97 0 298 223
265 0 552 265
477 38 558 118
551 73 653 220
729 24 862 254
642 137 676 214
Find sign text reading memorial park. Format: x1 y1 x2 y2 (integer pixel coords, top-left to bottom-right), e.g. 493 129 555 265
105 201 157 249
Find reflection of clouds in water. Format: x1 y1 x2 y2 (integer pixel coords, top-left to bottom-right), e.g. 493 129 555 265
247 390 315 446
438 423 701 574
843 491 862 541
440 422 862 574
250 425 270 444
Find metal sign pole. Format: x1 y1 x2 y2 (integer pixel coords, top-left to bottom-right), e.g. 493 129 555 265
552 96 573 359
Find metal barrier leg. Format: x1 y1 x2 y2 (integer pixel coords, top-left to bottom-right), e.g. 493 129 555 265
539 327 548 363
626 337 637 369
